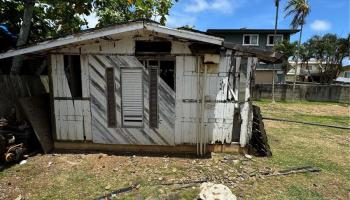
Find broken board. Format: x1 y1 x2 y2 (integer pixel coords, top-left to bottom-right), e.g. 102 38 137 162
18 94 53 153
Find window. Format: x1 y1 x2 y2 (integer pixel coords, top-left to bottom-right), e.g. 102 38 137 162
267 34 283 46
63 55 82 97
106 67 116 127
243 34 259 46
121 68 144 127
345 72 350 78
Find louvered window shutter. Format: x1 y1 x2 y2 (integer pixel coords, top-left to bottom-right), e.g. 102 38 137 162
106 67 116 127
121 68 144 127
149 66 159 128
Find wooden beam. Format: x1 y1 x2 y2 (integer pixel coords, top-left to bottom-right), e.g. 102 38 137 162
224 42 285 63
54 142 243 154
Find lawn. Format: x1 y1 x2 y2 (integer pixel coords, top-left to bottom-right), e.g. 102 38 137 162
0 100 349 200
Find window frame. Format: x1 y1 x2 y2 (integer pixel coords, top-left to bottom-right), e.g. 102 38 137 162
266 34 283 46
242 34 259 46
345 71 350 78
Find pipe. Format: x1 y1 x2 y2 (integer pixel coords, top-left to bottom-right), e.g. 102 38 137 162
200 63 208 156
263 117 350 130
196 57 200 155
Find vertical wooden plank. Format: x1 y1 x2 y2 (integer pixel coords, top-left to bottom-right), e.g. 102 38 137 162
66 100 75 140
80 55 90 98
232 57 242 142
82 100 92 141
54 100 61 140
59 100 68 140
56 55 64 97
57 54 73 98
74 100 84 140
50 55 58 97
175 56 184 144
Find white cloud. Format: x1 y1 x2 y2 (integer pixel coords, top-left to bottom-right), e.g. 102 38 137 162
310 20 331 32
184 0 237 14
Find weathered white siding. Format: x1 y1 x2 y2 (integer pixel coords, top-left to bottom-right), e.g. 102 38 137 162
51 35 239 147
175 53 234 145
88 55 175 145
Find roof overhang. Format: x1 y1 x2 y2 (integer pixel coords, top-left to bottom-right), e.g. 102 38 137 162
223 42 285 63
0 20 223 59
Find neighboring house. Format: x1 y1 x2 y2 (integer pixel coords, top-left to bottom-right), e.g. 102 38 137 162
287 60 323 82
0 20 282 155
207 28 299 84
335 66 350 84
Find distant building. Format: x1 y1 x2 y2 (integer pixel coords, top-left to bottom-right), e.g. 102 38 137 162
207 28 299 84
335 59 350 84
287 60 323 82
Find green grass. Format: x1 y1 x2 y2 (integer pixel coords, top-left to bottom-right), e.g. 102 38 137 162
255 100 350 127
287 185 326 200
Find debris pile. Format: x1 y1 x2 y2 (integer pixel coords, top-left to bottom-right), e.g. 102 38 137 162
249 105 272 157
0 117 36 164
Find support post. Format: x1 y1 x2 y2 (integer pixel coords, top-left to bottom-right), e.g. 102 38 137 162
239 57 257 147
231 57 241 142
200 63 208 156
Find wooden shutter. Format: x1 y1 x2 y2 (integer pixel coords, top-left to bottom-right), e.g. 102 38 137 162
121 68 143 127
106 67 116 127
149 66 159 128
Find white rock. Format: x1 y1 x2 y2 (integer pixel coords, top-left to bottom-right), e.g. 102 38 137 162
19 160 27 165
198 182 236 200
244 154 253 159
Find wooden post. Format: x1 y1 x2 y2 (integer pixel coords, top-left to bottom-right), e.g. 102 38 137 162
239 57 257 147
200 63 208 156
48 54 57 141
231 57 241 142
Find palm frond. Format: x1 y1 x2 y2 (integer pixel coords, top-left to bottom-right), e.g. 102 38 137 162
284 0 310 29
275 0 280 7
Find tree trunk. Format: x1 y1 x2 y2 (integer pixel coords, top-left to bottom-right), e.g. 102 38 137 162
11 0 35 74
272 2 279 103
292 23 303 102
306 61 314 82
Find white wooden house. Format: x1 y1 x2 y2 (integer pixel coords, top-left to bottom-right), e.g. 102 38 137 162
0 20 282 155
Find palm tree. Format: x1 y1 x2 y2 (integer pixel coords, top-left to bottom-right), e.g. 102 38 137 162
272 0 280 103
284 0 311 101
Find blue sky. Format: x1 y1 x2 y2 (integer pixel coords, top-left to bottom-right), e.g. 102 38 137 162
86 0 349 42
164 0 349 42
